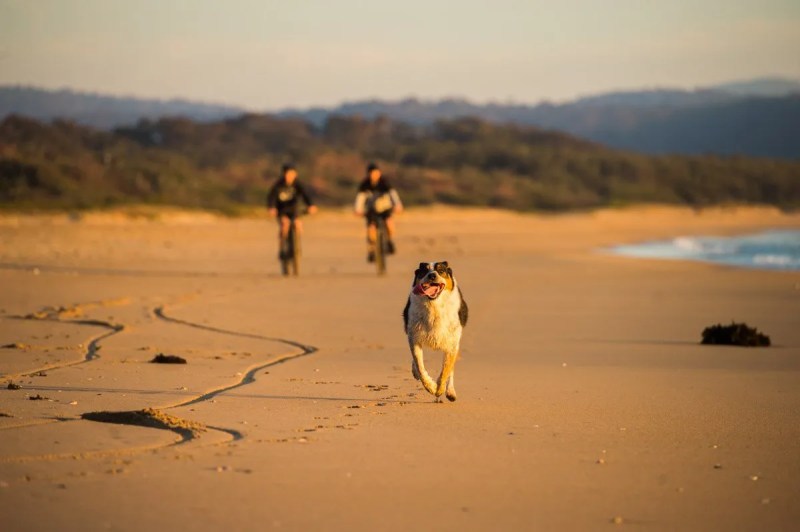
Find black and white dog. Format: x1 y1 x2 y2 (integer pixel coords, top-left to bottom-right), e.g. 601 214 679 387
403 261 468 402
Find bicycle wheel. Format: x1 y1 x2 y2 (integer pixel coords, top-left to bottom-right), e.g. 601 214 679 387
279 229 291 276
375 219 387 275
280 240 290 276
290 221 300 276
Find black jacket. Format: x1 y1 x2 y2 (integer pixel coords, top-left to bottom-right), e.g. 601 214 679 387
357 176 393 195
267 178 314 214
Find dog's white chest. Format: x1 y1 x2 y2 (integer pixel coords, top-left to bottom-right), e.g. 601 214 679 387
407 293 462 353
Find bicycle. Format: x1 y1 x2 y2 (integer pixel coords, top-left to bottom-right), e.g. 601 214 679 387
372 216 390 275
277 210 309 276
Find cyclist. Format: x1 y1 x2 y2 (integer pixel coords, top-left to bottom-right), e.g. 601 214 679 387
267 164 317 258
354 162 403 262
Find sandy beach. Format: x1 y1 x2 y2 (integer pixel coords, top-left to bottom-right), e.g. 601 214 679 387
1 205 799 531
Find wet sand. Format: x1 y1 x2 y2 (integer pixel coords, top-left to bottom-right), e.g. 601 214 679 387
1 206 799 531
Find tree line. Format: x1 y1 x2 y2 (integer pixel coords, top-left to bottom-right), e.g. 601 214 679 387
1 113 798 213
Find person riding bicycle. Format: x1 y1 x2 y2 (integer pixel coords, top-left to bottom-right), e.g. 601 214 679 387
267 164 317 258
354 162 403 262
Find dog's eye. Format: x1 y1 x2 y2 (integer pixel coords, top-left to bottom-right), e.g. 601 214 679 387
435 263 448 273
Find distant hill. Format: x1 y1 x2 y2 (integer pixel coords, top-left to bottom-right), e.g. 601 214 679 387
581 96 800 159
707 76 800 97
2 77 800 158
278 80 800 159
0 86 244 129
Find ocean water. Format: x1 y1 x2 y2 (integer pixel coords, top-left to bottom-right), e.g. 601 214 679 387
608 229 800 271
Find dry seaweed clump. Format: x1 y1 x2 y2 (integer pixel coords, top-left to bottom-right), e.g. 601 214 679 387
81 408 206 438
150 353 187 364
701 322 771 347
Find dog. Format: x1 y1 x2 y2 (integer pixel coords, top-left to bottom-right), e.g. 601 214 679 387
403 261 468 402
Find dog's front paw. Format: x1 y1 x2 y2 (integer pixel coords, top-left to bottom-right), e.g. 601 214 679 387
446 390 457 402
421 377 438 395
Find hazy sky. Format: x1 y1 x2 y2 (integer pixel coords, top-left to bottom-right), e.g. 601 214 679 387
1 0 799 110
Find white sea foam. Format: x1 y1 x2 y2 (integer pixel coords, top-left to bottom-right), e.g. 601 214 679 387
753 254 796 266
608 230 800 271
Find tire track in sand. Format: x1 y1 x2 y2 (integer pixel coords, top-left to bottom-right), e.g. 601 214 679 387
1 309 125 435
3 317 124 381
0 301 319 463
153 305 318 408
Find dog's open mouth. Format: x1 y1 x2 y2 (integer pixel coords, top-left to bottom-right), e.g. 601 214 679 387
414 282 444 299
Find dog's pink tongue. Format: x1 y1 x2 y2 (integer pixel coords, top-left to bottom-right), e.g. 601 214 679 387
414 283 439 297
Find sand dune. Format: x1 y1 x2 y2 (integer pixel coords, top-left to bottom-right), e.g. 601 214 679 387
1 206 799 531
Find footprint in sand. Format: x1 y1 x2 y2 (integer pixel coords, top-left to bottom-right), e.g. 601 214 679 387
355 384 390 392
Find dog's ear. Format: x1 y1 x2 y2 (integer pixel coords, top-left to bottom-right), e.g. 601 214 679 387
434 261 449 274
413 263 427 286
437 261 455 291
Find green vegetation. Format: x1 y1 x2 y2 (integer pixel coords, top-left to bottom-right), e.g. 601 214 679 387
1 114 798 213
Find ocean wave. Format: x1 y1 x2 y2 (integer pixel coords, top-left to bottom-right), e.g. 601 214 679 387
753 254 799 267
608 230 800 271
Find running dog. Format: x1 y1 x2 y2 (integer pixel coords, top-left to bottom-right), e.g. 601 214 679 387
402 261 468 402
